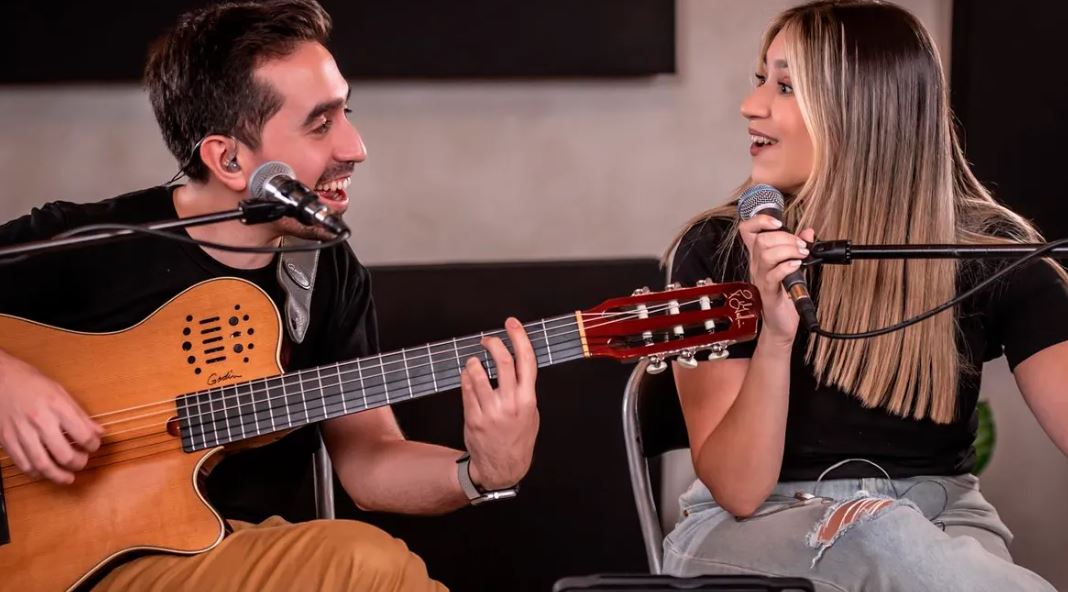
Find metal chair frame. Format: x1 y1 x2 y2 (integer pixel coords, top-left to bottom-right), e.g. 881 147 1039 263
312 433 336 519
623 359 669 574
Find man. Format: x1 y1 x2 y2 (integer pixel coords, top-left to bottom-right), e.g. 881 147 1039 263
0 1 540 589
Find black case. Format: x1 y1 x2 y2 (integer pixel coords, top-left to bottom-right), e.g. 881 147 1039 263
552 574 815 592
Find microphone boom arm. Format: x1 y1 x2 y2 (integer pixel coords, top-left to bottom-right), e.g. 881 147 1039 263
807 240 1068 266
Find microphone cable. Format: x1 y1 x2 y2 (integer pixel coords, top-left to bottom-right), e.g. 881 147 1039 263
808 237 1068 340
52 222 350 254
0 223 349 267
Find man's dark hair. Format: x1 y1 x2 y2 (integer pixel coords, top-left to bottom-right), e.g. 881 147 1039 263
145 0 332 182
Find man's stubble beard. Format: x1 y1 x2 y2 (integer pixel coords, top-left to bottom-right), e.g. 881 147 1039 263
275 216 341 242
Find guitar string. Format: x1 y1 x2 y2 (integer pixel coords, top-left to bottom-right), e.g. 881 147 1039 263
118 303 683 431
0 313 596 469
114 295 736 438
1 326 749 484
80 300 697 422
88 296 713 427
0 294 747 470
124 341 589 443
0 329 568 482
0 335 584 480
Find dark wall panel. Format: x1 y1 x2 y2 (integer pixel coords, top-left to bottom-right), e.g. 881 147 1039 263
353 259 661 591
1 0 675 83
951 1 1068 240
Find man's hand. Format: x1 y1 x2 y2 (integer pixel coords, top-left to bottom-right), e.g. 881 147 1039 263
0 351 103 484
459 317 540 491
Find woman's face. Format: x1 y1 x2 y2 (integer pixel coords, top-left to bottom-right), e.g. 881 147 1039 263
741 31 814 193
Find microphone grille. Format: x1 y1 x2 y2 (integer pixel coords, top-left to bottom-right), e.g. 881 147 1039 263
249 161 296 201
737 183 785 220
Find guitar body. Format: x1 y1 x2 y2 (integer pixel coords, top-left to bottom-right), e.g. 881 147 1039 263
0 278 286 591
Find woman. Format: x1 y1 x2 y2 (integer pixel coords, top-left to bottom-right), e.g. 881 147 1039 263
662 1 1068 590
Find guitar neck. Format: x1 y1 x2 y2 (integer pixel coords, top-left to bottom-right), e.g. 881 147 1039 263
177 314 586 451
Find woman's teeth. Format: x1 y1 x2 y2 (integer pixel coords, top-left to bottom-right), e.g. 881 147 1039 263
749 135 778 146
314 177 352 192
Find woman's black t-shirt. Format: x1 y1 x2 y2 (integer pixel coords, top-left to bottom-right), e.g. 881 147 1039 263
670 217 1068 480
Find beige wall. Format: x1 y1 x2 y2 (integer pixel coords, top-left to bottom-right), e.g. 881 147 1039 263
2 0 1064 587
0 0 952 267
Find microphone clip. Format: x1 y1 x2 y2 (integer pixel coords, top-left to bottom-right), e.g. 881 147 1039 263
805 240 852 266
238 200 291 225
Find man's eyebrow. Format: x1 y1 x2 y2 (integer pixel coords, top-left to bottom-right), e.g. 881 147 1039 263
301 87 352 128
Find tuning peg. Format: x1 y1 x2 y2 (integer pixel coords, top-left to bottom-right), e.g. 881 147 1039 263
705 343 729 361
645 356 668 374
632 287 651 296
665 282 682 290
677 350 699 369
696 278 711 287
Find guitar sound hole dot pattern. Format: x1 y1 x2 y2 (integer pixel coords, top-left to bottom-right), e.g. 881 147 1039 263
179 303 256 375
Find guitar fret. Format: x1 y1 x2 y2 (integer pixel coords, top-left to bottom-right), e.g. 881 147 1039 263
479 331 491 378
249 378 271 437
356 361 367 409
401 348 413 399
426 343 439 392
452 338 462 375
380 354 390 404
218 387 233 445
236 383 248 439
191 392 204 449
280 376 293 428
337 363 348 415
315 366 329 420
206 390 220 447
179 394 195 450
296 372 311 425
265 379 277 432
540 319 554 364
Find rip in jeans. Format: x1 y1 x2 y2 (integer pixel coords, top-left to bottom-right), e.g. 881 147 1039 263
804 490 921 567
739 459 946 568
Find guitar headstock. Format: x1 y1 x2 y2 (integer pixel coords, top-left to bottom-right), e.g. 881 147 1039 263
578 280 761 373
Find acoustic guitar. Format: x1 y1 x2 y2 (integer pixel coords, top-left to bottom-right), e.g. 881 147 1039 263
0 277 760 590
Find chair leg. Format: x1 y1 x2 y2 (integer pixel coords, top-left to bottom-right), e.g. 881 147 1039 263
313 435 336 520
622 360 665 574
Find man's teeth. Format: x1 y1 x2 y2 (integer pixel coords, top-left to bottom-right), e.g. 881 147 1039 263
314 177 352 192
750 135 778 146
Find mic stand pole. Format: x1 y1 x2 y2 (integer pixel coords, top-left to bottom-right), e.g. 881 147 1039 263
0 201 289 262
807 240 1068 265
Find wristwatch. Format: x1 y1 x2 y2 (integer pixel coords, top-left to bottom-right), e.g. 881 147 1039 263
456 452 519 505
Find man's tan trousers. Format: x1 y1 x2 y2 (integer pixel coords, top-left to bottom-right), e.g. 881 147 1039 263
93 516 448 591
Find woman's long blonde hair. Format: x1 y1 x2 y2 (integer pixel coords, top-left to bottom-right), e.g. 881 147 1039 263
671 0 1048 423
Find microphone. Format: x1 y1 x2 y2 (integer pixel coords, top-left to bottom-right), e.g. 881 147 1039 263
738 184 819 332
248 161 349 236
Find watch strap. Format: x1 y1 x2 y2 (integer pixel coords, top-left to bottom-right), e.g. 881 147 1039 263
456 452 519 505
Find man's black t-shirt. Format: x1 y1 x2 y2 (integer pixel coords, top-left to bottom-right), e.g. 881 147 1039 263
671 217 1068 480
0 185 379 522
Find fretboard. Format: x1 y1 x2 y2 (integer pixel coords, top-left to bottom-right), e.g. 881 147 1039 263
176 314 585 451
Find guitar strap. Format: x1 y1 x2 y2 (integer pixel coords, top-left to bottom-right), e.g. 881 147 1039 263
276 235 320 344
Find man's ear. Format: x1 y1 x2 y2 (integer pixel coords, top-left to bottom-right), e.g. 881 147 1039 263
199 135 247 192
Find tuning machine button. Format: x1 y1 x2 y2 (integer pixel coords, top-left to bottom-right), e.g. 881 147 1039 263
645 356 668 374
706 343 729 361
677 350 699 369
